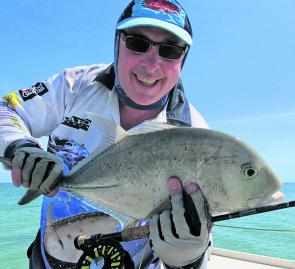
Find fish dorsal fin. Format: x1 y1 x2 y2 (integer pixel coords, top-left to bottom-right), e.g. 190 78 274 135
86 113 174 153
127 121 175 135
86 112 128 154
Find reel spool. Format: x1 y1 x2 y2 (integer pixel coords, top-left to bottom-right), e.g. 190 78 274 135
74 226 149 268
76 237 126 269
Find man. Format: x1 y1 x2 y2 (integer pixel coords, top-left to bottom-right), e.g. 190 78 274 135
0 0 212 268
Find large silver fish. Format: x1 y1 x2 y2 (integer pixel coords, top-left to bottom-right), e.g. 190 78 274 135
0 115 282 219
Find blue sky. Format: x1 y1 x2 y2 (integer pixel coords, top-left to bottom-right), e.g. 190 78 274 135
0 0 294 183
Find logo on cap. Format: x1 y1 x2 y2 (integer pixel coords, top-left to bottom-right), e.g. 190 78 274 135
143 0 180 14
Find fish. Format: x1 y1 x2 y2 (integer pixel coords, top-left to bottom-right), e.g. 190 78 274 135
0 114 282 219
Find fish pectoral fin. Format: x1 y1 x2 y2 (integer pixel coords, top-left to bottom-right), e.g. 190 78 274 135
84 112 175 154
0 156 12 169
85 112 128 154
18 189 42 205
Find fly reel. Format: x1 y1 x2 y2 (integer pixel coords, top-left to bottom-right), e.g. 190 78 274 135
75 234 132 269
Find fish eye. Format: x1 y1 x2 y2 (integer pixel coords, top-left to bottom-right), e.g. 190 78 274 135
241 164 258 179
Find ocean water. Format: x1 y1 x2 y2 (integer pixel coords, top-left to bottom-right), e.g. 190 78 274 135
212 183 295 261
0 183 294 268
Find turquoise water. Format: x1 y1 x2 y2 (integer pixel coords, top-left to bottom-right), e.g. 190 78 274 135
0 183 294 268
212 183 295 261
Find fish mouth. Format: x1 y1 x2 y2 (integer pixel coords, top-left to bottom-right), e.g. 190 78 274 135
247 192 284 208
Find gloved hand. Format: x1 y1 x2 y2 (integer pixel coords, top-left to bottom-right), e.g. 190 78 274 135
149 177 211 268
11 147 63 196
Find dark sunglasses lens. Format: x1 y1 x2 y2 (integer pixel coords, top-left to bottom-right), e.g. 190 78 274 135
159 45 185 60
125 37 150 53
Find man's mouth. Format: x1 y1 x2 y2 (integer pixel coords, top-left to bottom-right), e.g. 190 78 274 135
135 75 158 86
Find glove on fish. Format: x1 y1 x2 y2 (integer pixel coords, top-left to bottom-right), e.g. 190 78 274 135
11 147 63 196
149 178 211 268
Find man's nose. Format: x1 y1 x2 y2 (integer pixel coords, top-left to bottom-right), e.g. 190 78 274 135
142 46 161 72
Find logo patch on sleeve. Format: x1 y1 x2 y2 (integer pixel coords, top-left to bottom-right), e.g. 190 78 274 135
2 92 21 108
62 116 92 131
19 82 49 101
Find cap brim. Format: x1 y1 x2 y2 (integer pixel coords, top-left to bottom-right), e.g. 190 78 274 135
117 17 192 45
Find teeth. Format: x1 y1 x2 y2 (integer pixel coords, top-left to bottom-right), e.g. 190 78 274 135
137 77 157 85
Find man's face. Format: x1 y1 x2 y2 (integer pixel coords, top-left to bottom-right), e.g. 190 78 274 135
117 26 186 105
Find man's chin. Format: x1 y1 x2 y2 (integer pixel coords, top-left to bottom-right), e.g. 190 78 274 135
131 96 160 106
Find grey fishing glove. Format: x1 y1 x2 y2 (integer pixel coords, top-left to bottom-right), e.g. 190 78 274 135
149 177 211 268
11 147 63 196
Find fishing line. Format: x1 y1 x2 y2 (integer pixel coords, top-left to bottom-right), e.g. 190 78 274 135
214 224 295 233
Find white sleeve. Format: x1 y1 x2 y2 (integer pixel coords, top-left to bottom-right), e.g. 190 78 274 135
0 65 93 156
189 104 209 129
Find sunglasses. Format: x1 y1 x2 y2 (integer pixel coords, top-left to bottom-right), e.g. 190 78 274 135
120 32 187 60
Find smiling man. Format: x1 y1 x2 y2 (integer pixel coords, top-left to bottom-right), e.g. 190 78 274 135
0 0 211 268
118 27 186 104
117 26 188 131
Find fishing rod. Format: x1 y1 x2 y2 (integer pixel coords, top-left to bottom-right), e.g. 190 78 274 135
74 200 295 268
211 199 295 222
75 200 295 244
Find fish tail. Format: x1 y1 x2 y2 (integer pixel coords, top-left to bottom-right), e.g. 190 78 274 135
18 189 42 205
0 157 42 204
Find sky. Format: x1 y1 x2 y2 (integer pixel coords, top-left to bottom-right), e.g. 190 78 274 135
0 0 294 183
